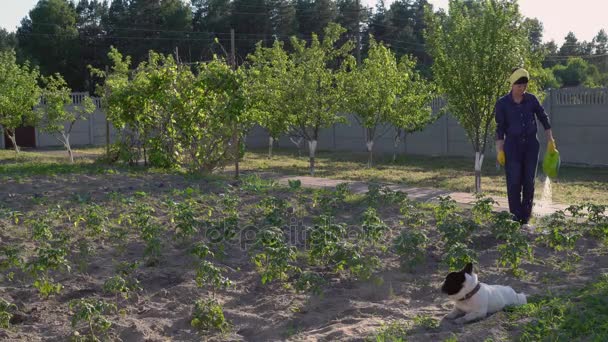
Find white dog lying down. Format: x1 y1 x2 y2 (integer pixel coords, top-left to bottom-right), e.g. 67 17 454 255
440 263 527 324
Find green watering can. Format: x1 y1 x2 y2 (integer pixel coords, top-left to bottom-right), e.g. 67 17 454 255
543 143 560 178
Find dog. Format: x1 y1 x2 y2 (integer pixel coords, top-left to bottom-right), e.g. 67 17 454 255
440 262 527 324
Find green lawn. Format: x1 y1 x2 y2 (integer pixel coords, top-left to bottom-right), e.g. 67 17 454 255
239 148 608 205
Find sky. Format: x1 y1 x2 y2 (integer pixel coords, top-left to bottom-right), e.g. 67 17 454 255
1 0 607 45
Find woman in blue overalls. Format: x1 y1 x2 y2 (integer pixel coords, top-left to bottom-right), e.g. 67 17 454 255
495 68 557 226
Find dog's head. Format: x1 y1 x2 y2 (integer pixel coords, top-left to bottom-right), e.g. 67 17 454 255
441 262 478 298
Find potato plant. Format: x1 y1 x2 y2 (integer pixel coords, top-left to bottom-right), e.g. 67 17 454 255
251 226 298 285
393 228 429 271
69 298 116 341
191 298 229 332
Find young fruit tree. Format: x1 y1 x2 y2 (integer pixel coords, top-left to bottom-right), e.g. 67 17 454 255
0 50 41 153
246 40 294 159
288 23 353 175
40 74 95 163
425 0 541 192
344 38 436 167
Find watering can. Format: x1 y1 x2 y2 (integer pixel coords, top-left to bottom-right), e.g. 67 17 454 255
543 140 560 178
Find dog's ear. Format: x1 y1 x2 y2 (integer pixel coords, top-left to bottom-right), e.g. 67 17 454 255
463 262 473 275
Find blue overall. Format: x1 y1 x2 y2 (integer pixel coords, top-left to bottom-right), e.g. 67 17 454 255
495 92 551 224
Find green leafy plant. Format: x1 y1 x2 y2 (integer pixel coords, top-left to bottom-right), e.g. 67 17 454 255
294 271 326 296
0 298 16 329
251 226 298 284
360 207 389 248
434 196 458 226
190 242 231 296
492 212 534 276
313 184 349 214
133 203 163 265
167 199 200 243
393 228 429 271
443 242 478 271
75 204 109 238
288 179 302 190
537 211 581 251
103 274 141 301
413 314 440 330
258 196 289 226
69 298 116 341
308 215 347 266
472 193 498 226
27 216 53 241
27 244 71 298
190 298 229 332
0 245 22 281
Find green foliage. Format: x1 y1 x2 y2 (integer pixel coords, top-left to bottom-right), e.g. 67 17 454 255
75 204 109 238
393 228 429 270
167 199 200 243
190 242 231 294
103 274 141 300
360 207 389 247
413 314 440 330
92 48 252 172
0 298 16 329
366 320 409 342
443 242 478 271
69 298 116 341
239 174 278 193
536 211 581 251
0 50 41 153
367 184 409 208
288 179 302 190
285 23 354 175
307 215 380 280
258 196 289 226
472 193 498 226
40 73 95 163
434 196 458 226
0 245 22 281
492 212 533 276
507 274 608 341
295 271 326 296
190 298 229 332
425 0 541 191
313 184 349 214
251 226 298 284
133 203 163 265
344 37 436 167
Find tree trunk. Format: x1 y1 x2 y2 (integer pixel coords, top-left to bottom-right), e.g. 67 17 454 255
63 133 74 163
290 137 303 157
308 139 317 176
474 151 484 193
7 131 19 154
393 129 402 163
268 136 274 159
366 139 374 168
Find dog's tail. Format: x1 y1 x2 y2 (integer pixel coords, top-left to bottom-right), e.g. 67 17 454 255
516 292 527 305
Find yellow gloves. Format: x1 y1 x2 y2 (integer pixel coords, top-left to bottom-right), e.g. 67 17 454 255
497 150 506 166
547 139 557 154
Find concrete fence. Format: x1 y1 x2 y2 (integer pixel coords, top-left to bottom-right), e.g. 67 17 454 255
246 87 608 166
2 88 607 166
0 93 119 150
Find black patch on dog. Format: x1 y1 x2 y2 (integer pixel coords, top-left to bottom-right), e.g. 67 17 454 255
441 263 473 295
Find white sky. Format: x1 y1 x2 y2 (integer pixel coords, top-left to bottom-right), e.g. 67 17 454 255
1 0 607 45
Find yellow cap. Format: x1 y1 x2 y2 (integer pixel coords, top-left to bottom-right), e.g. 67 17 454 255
509 68 530 86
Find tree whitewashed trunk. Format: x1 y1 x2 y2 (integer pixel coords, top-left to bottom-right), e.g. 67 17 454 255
366 139 374 168
290 137 303 157
392 130 402 163
308 139 317 176
268 136 274 159
474 151 484 193
7 131 19 154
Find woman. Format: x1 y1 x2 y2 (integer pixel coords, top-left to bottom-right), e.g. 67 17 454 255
495 67 557 226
